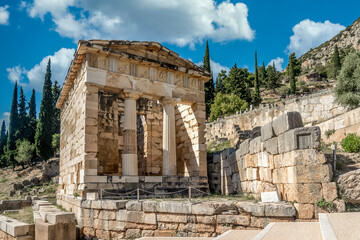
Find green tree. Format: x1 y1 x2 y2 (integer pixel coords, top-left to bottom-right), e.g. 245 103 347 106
7 83 18 150
15 139 35 168
287 53 301 94
253 51 261 105
333 45 341 78
209 93 248 121
334 51 360 109
35 59 54 161
265 64 280 91
223 64 251 103
259 62 267 84
17 87 29 140
215 70 227 94
52 80 61 134
52 133 60 157
0 121 6 165
28 89 37 144
203 40 215 119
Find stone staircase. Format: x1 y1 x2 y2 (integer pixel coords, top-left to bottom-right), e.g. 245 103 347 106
215 212 360 240
139 212 360 240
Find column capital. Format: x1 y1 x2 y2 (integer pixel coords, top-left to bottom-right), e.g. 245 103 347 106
123 89 142 100
161 97 180 106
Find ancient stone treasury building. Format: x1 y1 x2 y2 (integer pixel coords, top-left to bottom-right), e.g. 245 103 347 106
56 40 211 198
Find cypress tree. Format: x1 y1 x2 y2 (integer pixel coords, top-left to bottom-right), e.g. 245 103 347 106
273 61 276 71
18 87 29 140
288 53 300 94
28 89 37 144
35 59 54 161
260 61 267 84
333 45 341 78
7 82 18 150
0 120 6 155
203 40 215 119
253 51 261 105
52 80 61 135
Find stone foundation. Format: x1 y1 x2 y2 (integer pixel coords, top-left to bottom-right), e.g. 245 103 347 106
0 216 34 240
208 112 337 205
57 193 301 239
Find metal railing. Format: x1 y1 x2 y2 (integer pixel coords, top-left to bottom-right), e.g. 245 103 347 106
99 187 210 201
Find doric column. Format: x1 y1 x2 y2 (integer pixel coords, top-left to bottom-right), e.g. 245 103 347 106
122 90 141 176
162 98 177 176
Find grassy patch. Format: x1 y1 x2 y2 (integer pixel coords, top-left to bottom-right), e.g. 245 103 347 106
0 178 8 183
316 198 335 211
2 207 34 224
325 129 336 139
207 140 231 153
47 197 68 212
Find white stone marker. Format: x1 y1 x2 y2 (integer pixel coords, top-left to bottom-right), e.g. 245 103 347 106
261 191 280 203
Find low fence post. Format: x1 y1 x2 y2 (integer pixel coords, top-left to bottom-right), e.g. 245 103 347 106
333 143 337 171
100 189 103 200
188 187 191 202
137 188 140 201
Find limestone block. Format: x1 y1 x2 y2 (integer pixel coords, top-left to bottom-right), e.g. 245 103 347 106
216 215 250 226
257 152 270 167
86 192 98 200
126 229 141 239
249 137 262 154
322 182 338 201
98 210 116 220
157 201 191 214
277 130 297 154
236 202 265 216
126 201 142 211
294 203 314 219
5 221 31 237
264 203 295 217
261 122 274 142
47 212 75 224
156 213 188 223
281 149 326 167
116 210 156 225
102 200 127 210
191 202 217 215
278 127 321 154
264 137 278 155
238 139 250 156
272 112 303 136
143 201 157 212
295 164 332 183
283 183 322 204
196 216 216 224
259 167 272 182
246 168 259 181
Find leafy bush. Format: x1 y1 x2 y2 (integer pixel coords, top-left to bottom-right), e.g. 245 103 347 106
209 93 248 122
341 134 360 153
52 134 60 156
15 139 35 167
316 198 335 211
334 52 360 108
325 129 336 139
277 86 290 96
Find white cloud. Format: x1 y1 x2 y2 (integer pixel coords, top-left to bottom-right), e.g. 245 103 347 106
197 59 230 80
25 0 255 47
287 19 345 57
7 48 75 91
0 112 10 128
267 57 284 71
0 5 10 25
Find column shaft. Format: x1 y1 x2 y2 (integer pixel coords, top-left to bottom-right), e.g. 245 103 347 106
122 97 138 176
162 102 177 176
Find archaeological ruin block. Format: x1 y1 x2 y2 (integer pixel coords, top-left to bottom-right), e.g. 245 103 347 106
56 40 211 198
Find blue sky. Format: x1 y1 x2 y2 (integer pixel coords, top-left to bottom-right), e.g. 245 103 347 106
0 0 359 127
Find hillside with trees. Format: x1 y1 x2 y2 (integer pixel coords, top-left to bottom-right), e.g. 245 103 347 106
0 59 60 168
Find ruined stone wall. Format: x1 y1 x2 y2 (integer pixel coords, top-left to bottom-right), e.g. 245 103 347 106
57 194 301 239
0 216 34 240
208 112 338 206
205 90 346 145
58 64 87 195
317 106 360 144
176 103 207 177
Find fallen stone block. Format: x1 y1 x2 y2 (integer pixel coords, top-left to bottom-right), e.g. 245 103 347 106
272 111 303 136
322 182 338 202
294 203 314 219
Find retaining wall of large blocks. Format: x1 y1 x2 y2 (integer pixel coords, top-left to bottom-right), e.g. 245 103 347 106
205 90 346 146
57 193 301 239
208 112 338 205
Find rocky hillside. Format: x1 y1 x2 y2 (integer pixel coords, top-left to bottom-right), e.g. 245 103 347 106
300 17 360 69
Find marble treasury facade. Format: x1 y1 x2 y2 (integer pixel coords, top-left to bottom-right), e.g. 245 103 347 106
56 40 211 199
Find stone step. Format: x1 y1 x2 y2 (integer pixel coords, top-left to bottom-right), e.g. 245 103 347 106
215 230 261 240
320 212 360 240
253 222 322 240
